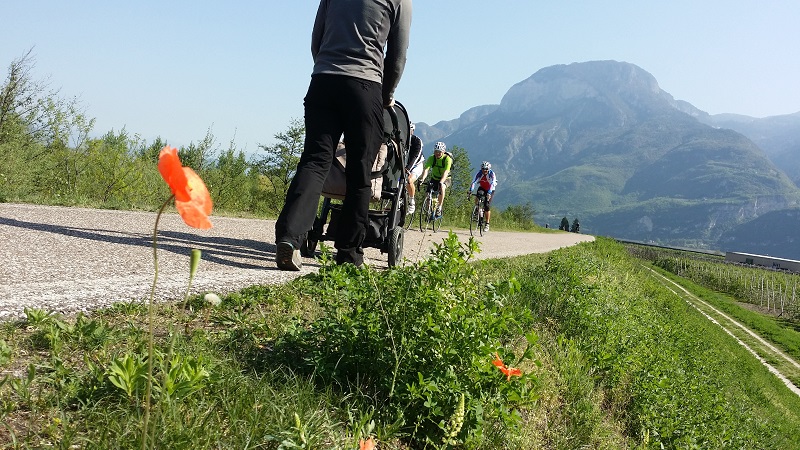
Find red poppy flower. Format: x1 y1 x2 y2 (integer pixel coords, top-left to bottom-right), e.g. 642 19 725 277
158 146 213 229
359 437 376 450
492 352 522 381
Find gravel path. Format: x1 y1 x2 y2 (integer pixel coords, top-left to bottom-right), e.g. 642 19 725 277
0 203 594 321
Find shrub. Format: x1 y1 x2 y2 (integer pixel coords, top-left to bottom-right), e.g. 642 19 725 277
271 233 539 447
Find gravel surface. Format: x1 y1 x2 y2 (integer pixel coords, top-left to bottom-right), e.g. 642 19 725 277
0 203 594 321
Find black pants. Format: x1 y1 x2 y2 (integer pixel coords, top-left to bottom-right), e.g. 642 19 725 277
275 74 384 266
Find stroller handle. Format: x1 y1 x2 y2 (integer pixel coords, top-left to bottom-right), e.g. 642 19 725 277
386 104 400 136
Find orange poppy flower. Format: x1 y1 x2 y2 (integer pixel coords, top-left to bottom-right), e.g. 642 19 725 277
158 146 190 201
359 436 376 450
492 352 522 381
158 146 213 229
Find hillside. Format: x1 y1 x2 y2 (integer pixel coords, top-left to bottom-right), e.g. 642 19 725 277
416 60 800 252
702 112 800 185
718 207 800 259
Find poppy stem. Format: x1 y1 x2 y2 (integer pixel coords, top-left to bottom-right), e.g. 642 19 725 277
142 195 174 450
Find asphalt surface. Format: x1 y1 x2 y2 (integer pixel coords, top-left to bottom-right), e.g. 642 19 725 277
0 203 594 321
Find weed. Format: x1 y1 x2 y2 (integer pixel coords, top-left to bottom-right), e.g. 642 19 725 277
269 232 540 446
107 353 149 399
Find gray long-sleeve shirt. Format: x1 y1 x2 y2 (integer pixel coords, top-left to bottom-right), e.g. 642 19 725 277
311 0 412 105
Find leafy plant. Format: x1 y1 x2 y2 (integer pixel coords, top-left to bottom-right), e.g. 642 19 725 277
158 355 211 401
106 353 148 399
23 307 56 326
272 232 539 446
0 339 11 366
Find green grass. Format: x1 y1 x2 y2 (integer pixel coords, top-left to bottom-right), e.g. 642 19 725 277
2 236 799 449
650 267 800 362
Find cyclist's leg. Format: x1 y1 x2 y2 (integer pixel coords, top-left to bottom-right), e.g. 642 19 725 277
485 191 492 228
437 178 449 213
407 173 416 197
476 188 486 206
406 172 418 214
408 165 421 197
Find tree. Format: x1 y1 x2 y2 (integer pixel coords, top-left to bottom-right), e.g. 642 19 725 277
0 49 97 202
502 202 537 230
443 144 473 221
256 118 304 199
570 218 580 233
180 127 216 172
0 48 86 147
207 140 253 211
42 97 96 197
136 136 168 163
560 217 570 231
78 129 142 204
0 48 42 145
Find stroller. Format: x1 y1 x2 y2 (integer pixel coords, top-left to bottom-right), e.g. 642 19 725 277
299 101 411 267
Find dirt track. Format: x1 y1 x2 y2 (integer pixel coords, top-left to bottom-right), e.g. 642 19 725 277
0 203 594 321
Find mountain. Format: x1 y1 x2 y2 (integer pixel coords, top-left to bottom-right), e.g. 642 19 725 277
416 60 800 252
414 104 499 144
700 112 800 186
717 208 800 259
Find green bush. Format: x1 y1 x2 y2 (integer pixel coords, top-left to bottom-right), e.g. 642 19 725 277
270 233 539 447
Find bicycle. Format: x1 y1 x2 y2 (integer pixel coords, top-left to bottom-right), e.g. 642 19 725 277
469 191 489 236
419 179 443 232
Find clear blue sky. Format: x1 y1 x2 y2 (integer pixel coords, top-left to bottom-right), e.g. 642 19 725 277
3 1 799 156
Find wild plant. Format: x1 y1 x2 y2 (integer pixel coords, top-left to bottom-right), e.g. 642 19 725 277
106 353 149 399
157 354 211 401
8 364 36 406
23 307 56 326
138 145 213 448
272 232 539 447
71 313 114 350
0 339 11 366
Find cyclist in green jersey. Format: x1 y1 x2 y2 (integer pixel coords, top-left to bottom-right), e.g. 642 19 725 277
419 141 452 217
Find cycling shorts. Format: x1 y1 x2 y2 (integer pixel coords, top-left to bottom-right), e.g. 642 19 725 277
477 188 493 211
434 177 451 188
408 162 423 180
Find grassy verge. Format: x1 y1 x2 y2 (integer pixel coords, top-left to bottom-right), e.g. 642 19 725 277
642 265 800 387
648 266 800 362
1 236 799 448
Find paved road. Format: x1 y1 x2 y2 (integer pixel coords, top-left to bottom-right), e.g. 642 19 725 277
0 203 594 321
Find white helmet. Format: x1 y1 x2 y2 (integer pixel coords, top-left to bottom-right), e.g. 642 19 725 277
434 141 446 152
481 161 491 170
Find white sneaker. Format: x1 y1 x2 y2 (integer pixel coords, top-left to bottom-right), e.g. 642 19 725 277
408 199 415 215
483 223 490 232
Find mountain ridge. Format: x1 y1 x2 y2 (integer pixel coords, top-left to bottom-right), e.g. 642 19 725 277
413 60 800 255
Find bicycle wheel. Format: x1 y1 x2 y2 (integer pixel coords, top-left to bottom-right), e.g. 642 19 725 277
433 206 443 232
469 205 480 236
419 194 433 231
404 209 415 230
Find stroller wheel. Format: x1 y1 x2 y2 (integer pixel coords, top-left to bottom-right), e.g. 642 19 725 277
300 232 318 257
387 227 404 267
